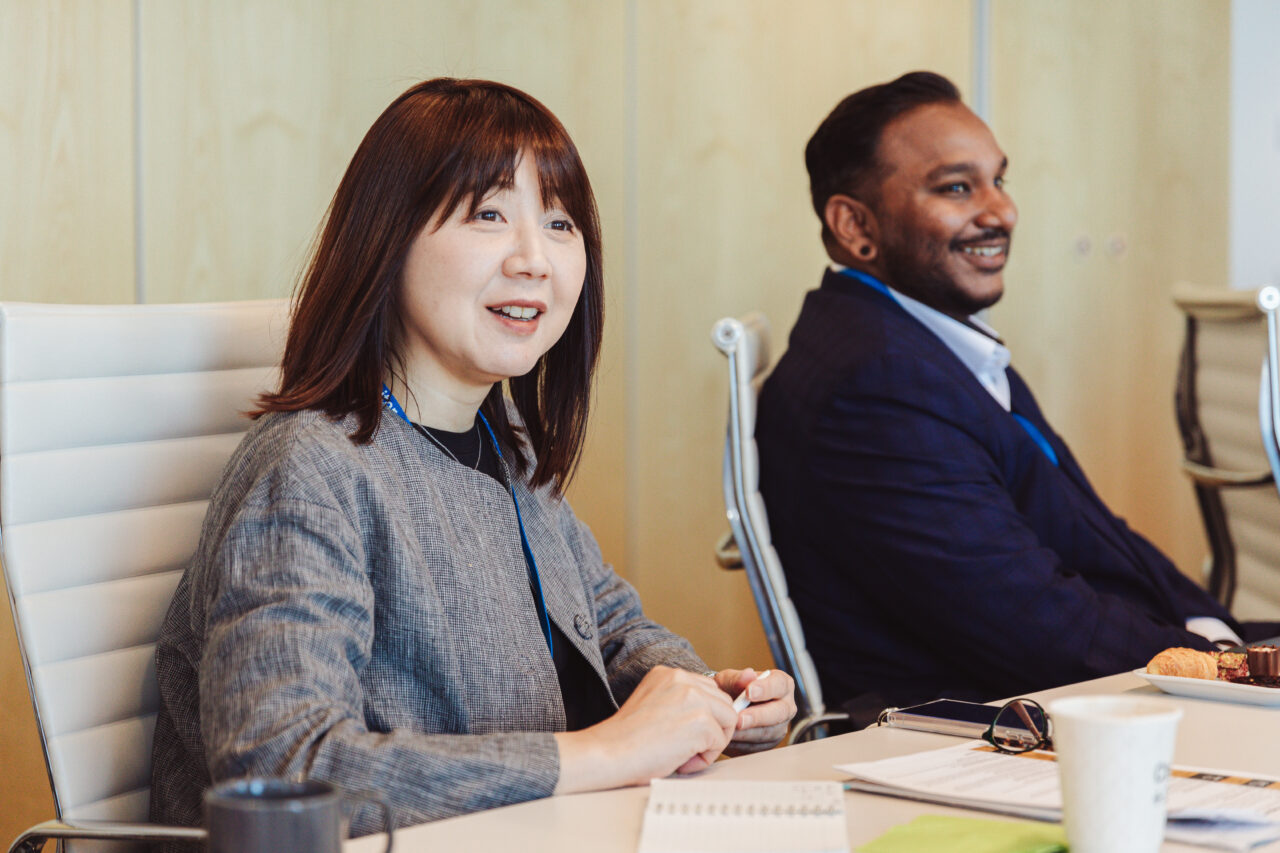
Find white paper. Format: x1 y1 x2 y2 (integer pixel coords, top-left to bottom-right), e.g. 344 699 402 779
636 779 849 853
837 742 1280 852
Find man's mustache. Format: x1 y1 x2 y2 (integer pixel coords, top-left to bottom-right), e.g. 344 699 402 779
952 229 1011 249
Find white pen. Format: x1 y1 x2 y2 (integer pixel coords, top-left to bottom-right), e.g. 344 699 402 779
732 669 771 712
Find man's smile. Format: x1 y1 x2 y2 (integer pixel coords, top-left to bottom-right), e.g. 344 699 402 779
952 230 1012 272
961 245 1004 257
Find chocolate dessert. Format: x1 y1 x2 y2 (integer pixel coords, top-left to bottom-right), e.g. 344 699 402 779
1226 645 1280 687
1248 644 1280 678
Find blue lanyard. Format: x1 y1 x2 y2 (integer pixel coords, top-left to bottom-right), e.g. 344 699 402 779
1011 413 1059 467
836 266 893 298
381 385 554 654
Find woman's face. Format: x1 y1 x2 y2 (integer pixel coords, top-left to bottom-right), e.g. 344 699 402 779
398 153 587 401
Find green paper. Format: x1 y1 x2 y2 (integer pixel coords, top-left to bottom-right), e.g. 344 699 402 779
858 815 1068 853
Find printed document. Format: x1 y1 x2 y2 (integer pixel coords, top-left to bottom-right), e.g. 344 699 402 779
837 742 1280 851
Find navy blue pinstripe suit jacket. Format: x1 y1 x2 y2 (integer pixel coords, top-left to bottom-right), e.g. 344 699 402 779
756 269 1237 715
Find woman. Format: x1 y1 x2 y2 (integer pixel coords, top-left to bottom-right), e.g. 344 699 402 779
149 78 795 835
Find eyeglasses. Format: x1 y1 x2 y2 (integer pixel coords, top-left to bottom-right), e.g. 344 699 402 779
982 697 1053 754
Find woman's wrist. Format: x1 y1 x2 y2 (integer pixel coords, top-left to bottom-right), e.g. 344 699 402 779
552 726 617 795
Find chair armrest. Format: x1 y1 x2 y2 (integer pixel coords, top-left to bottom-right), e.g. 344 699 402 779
788 711 853 745
1180 459 1274 487
8 819 206 853
715 530 743 569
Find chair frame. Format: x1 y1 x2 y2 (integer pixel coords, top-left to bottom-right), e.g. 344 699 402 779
7 821 206 853
711 314 848 743
0 300 286 852
4 508 207 851
3 560 207 850
1173 284 1277 607
1258 286 1280 503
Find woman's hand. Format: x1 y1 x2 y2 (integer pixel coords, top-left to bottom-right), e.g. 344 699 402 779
553 666 737 794
713 667 797 754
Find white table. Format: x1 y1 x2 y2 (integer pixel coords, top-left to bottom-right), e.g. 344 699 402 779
346 672 1280 852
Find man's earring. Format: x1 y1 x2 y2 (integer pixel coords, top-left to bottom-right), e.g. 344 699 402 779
858 245 873 258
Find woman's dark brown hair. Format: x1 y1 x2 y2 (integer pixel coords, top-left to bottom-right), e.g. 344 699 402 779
257 78 604 495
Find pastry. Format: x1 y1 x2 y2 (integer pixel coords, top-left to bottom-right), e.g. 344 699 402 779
1146 647 1217 680
1215 651 1248 681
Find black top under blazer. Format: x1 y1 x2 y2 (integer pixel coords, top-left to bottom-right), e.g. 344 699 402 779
756 269 1236 713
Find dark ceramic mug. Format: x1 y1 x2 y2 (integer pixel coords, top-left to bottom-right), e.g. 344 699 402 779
204 777 393 853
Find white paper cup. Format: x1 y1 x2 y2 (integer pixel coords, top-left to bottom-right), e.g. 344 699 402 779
1048 695 1182 853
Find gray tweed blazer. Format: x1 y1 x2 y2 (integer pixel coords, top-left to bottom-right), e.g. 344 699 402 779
149 408 704 834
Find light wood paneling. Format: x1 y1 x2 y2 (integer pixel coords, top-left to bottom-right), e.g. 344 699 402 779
138 0 630 572
0 0 134 302
989 0 1229 582
138 0 627 301
0 0 134 841
633 0 973 669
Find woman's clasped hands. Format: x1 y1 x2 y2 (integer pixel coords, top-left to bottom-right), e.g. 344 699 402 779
553 665 796 794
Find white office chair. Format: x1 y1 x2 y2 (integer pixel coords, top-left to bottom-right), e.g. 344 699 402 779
711 314 848 744
1 300 288 852
1257 287 1280 490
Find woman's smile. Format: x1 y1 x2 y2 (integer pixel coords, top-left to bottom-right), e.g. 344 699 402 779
488 299 547 330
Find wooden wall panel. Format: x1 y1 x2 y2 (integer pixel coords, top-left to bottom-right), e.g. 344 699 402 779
632 0 973 669
0 0 134 842
138 0 631 575
0 0 134 302
989 0 1229 582
137 0 338 302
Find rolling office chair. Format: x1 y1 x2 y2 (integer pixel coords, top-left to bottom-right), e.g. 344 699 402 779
1173 283 1280 618
0 300 288 852
711 314 849 744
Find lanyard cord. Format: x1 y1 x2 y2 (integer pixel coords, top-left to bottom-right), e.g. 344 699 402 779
381 385 554 654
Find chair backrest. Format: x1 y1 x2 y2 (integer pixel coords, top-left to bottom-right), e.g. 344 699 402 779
0 300 288 825
711 313 826 722
1173 283 1280 618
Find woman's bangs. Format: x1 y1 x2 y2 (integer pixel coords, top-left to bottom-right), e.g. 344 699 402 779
437 141 522 223
534 148 591 225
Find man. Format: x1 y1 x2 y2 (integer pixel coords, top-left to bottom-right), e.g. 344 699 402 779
756 72 1270 724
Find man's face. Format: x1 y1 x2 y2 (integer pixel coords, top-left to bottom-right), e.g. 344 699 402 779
868 102 1017 320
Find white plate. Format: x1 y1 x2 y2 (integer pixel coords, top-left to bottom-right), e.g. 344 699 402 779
1132 668 1280 707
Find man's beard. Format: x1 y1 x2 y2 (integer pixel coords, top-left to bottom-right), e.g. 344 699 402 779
879 231 1007 317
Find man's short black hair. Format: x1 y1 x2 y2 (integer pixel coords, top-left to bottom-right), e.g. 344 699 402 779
806 71 962 248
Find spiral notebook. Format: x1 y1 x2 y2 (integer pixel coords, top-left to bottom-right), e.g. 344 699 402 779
637 779 849 853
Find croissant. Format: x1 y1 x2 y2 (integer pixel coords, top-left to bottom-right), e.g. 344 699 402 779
1146 647 1217 680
